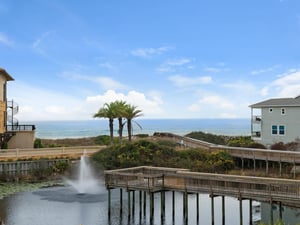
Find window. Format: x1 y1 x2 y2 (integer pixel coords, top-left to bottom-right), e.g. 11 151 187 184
272 125 278 135
272 125 285 135
269 108 273 113
279 125 285 135
281 108 286 115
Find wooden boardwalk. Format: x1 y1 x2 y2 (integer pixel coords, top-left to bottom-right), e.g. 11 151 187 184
155 132 300 164
105 166 300 208
0 145 105 160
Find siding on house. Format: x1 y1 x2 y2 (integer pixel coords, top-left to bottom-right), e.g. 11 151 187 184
250 96 300 147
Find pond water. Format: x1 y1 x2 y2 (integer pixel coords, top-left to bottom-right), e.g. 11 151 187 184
0 176 259 225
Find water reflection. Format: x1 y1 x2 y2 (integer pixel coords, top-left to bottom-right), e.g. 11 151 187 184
0 183 252 225
0 178 298 225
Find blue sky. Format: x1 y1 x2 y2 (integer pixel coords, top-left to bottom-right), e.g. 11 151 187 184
1 0 300 121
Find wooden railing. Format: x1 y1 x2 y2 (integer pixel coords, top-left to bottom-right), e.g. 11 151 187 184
0 145 106 160
154 132 300 163
105 166 300 208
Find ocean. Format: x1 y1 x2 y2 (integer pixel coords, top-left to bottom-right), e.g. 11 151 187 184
29 118 250 139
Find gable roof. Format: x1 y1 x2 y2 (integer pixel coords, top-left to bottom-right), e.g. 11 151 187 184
250 96 300 108
0 68 14 81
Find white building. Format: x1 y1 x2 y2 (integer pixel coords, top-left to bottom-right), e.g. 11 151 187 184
250 96 300 147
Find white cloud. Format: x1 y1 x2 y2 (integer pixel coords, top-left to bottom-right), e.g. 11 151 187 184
157 58 192 73
131 46 172 57
86 89 164 117
32 31 53 55
222 81 256 93
9 80 164 121
186 94 239 118
200 95 234 109
9 81 90 121
60 71 126 90
204 67 222 73
95 77 126 90
262 70 300 97
0 32 14 47
250 65 280 75
168 75 212 87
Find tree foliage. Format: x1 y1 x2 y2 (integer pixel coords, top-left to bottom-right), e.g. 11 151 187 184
91 139 234 172
93 100 142 144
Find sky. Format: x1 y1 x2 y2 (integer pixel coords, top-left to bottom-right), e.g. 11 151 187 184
1 0 300 121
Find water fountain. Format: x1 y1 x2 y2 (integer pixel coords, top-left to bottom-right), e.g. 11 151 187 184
66 149 101 194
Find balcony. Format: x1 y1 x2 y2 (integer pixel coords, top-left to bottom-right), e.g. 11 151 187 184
252 131 261 138
6 124 36 132
252 115 262 123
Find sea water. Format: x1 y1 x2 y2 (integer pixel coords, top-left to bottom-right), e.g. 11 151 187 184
28 118 250 139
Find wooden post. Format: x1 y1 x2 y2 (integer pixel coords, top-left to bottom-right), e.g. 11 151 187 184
222 196 225 225
120 189 123 215
161 191 165 221
266 158 269 175
242 158 244 170
279 161 282 177
211 194 215 225
143 191 147 217
185 191 188 224
239 197 243 225
132 190 135 216
172 191 175 222
279 202 283 223
183 192 186 223
253 156 256 172
249 199 253 225
108 188 111 217
196 193 199 224
139 191 142 221
150 192 154 224
128 191 131 219
293 159 296 179
270 200 273 225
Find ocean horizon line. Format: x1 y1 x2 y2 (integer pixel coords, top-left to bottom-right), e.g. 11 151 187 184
31 118 250 139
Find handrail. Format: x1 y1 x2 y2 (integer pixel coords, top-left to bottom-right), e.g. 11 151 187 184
0 145 106 159
105 166 300 207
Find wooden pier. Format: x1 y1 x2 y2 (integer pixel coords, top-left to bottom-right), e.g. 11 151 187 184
155 132 300 177
105 166 300 224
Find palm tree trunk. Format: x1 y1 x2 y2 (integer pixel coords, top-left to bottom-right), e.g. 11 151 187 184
118 117 123 144
109 118 114 145
127 118 132 142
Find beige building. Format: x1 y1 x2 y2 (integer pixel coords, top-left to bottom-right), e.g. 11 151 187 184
0 68 35 148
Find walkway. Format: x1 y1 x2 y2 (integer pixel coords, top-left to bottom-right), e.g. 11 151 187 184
105 166 300 224
0 145 105 160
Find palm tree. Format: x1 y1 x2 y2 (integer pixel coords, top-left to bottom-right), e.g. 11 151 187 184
113 100 127 144
124 104 143 142
93 102 117 145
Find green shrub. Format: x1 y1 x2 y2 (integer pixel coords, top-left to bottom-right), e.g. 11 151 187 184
91 140 234 173
34 138 43 148
185 131 226 145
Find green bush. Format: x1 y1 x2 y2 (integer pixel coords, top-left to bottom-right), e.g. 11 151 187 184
94 135 111 145
185 131 226 145
34 138 43 148
91 140 234 173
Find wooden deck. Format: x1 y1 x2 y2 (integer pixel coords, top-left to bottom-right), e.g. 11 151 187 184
0 145 105 160
105 166 300 208
155 132 300 163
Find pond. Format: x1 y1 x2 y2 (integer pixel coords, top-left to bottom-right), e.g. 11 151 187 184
0 176 260 225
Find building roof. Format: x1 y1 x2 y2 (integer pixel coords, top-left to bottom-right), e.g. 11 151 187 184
250 96 300 108
0 68 14 81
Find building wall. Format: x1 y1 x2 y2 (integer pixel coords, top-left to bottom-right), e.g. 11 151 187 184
0 76 7 134
260 107 300 146
0 75 6 101
7 131 35 149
